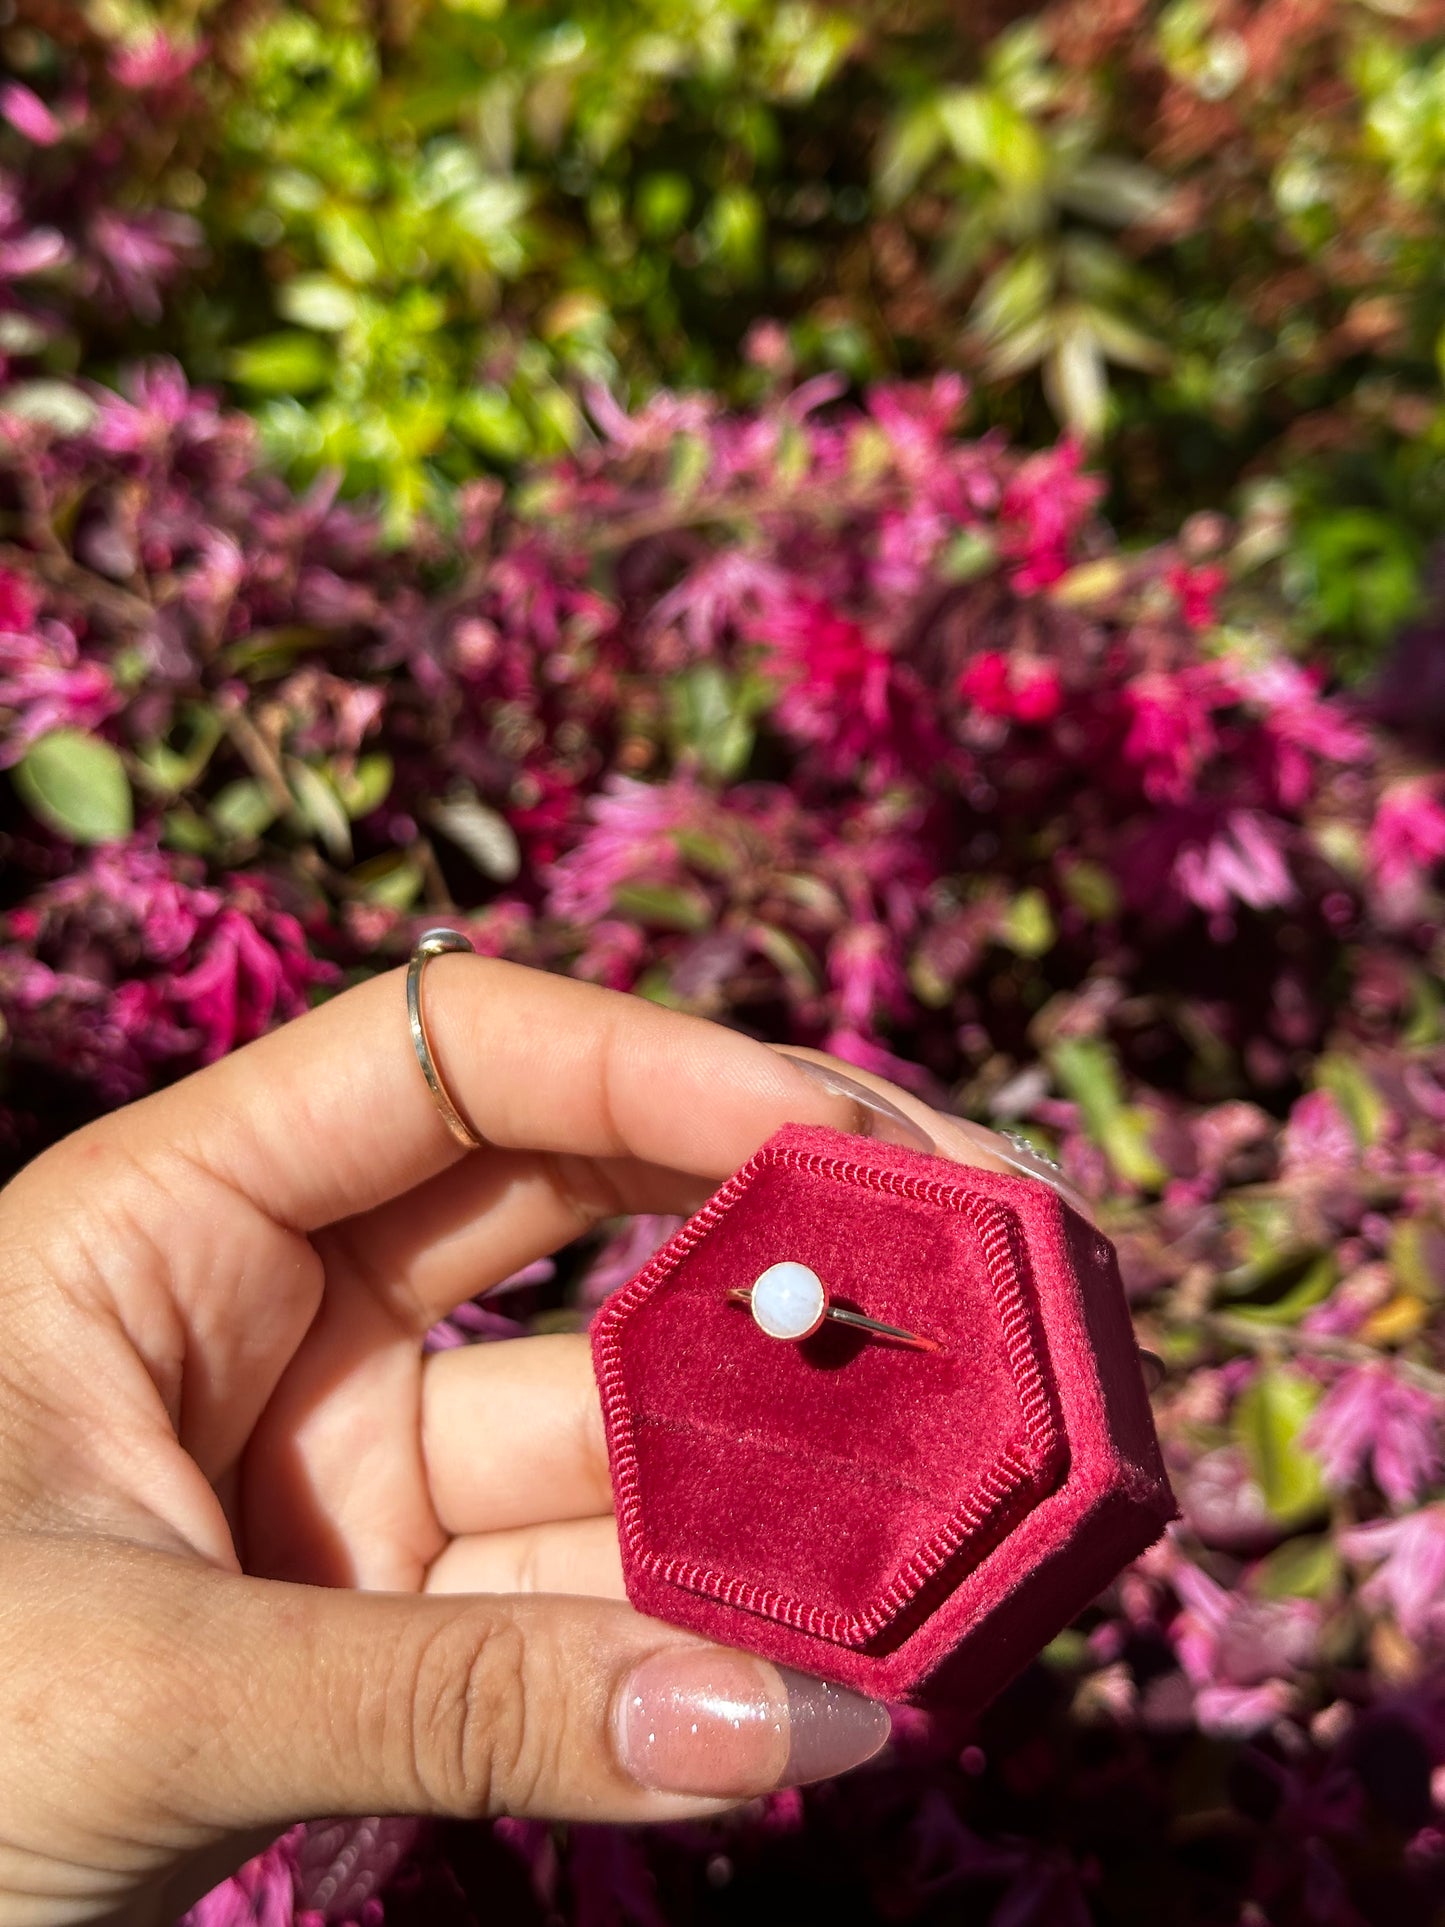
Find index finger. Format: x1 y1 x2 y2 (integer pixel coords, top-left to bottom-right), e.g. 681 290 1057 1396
103 956 870 1232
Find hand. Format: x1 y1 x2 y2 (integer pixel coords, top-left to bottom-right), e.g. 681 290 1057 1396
0 956 1085 1926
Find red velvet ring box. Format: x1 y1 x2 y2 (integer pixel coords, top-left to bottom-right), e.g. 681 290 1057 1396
591 1123 1176 1707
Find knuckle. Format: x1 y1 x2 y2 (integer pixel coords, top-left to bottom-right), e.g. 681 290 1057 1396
407 1609 552 1817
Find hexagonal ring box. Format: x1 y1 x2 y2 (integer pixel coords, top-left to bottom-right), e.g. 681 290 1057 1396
592 1124 1176 1706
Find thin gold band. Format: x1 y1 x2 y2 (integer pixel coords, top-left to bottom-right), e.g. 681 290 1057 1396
407 927 486 1151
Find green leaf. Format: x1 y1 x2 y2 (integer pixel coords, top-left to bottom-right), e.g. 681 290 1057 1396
229 331 332 394
277 275 358 332
668 432 712 505
427 793 520 881
1058 158 1170 226
1253 1533 1341 1601
210 778 280 842
287 759 352 862
0 381 101 435
748 922 820 994
1225 1251 1339 1327
1059 860 1121 921
1046 316 1108 440
971 248 1052 346
350 851 424 911
612 882 712 931
876 102 944 206
455 389 532 463
1000 888 1056 957
1314 1053 1387 1148
134 705 223 797
1231 1367 1327 1523
1050 1036 1167 1187
14 730 133 843
335 753 394 821
940 529 998 582
1390 1217 1445 1301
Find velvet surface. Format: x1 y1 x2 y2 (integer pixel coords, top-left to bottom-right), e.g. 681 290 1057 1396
592 1125 1176 1705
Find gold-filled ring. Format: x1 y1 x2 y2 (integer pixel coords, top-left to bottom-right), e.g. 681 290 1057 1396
407 927 485 1151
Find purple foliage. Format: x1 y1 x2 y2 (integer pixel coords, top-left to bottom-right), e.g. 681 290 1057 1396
1 348 1443 1920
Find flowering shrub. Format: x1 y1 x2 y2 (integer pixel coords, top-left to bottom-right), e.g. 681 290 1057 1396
2 0 1445 1918
2 351 1444 1921
12 0 1445 673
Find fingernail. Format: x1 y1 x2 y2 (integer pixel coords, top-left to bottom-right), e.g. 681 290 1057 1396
778 1053 935 1155
1138 1348 1166 1393
950 1118 1094 1217
614 1648 891 1798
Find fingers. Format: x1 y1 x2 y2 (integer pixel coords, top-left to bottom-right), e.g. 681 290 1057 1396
774 1048 1100 1226
425 1518 625 1600
97 957 877 1236
58 1540 891 1830
317 1147 706 1333
422 1335 610 1535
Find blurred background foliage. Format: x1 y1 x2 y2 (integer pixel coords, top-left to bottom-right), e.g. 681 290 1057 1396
12 0 1445 666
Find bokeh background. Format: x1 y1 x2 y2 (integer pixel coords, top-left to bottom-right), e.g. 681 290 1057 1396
3 2 1445 1922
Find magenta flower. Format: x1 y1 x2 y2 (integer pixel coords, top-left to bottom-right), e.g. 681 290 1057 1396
109 32 204 92
0 618 118 765
1168 1552 1320 1735
1343 1506 1445 1646
1120 666 1226 804
180 1829 301 1927
1165 561 1227 631
1171 808 1295 928
766 596 937 776
1307 1366 1443 1510
166 895 332 1063
1280 1088 1358 1175
544 775 706 924
956 649 1063 724
0 82 65 148
1369 780 1445 910
998 438 1102 592
88 208 203 323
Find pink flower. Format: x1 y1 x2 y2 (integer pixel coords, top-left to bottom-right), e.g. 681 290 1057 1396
1172 809 1295 926
88 208 202 323
1169 1554 1320 1735
1243 660 1371 808
0 619 118 765
1166 561 1226 631
765 597 939 776
1369 781 1445 896
180 1829 301 1927
109 32 204 91
1307 1366 1443 1509
0 82 64 147
956 649 1062 725
1120 667 1227 803
1343 1506 1445 1646
827 920 909 1032
166 897 329 1062
1280 1088 1358 1175
650 550 785 655
544 775 704 924
579 1215 686 1311
0 565 36 631
999 439 1103 592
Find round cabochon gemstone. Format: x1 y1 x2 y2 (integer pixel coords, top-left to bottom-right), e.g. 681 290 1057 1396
750 1261 827 1341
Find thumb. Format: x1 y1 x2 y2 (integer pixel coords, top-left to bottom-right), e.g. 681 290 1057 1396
139 1553 892 1828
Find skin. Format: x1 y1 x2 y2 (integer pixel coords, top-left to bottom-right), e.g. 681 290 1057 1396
0 957 1087 1927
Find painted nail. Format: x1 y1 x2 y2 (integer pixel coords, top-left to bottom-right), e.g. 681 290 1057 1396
614 1648 891 1798
949 1117 1094 1217
778 1052 935 1155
